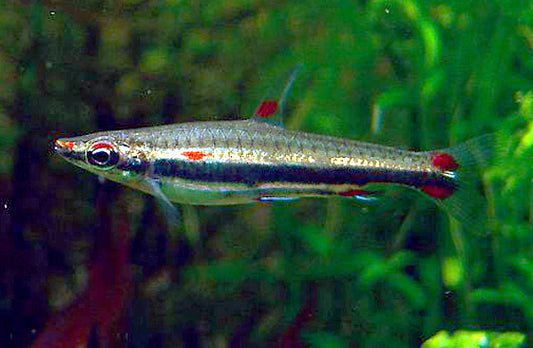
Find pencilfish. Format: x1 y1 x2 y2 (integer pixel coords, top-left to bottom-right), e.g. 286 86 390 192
53 71 492 224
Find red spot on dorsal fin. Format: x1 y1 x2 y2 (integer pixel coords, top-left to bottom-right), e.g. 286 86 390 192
338 189 370 197
432 153 459 171
256 101 278 118
182 151 208 161
421 185 454 199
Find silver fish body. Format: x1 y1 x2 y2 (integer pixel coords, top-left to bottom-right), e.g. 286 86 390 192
54 119 453 205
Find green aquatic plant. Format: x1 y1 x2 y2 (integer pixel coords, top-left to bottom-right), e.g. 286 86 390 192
0 0 531 346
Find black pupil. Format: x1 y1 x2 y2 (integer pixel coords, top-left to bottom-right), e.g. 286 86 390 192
92 149 110 164
88 145 118 167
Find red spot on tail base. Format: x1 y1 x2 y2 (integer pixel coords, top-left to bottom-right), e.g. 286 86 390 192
432 153 459 171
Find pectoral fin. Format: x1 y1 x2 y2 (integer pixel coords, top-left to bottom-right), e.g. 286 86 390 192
143 178 182 230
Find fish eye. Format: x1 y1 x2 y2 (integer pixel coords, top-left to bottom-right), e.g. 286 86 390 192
87 142 119 169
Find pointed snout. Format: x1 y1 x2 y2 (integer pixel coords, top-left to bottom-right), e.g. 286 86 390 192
54 139 75 151
53 139 84 163
54 139 71 156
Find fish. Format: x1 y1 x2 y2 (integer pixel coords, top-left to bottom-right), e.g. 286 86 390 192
53 69 493 226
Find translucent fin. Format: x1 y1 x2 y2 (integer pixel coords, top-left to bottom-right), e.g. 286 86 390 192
98 175 106 184
251 64 303 127
144 178 182 231
427 134 495 233
350 195 381 204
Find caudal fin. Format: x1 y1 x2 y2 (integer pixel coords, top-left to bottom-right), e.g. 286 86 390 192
430 134 495 232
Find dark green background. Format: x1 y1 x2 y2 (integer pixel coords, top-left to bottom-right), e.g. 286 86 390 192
0 0 531 347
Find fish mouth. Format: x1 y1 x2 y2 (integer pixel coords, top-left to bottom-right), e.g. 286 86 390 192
54 139 72 156
53 139 85 162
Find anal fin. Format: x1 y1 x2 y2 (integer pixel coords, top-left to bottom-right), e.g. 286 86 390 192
257 196 300 203
338 189 381 204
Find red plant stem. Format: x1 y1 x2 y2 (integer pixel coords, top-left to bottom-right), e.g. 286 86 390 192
281 285 317 348
33 199 133 347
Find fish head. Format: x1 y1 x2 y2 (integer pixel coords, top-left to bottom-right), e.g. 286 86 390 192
54 131 149 185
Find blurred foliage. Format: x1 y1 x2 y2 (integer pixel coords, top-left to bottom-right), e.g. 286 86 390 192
0 0 532 347
421 331 526 348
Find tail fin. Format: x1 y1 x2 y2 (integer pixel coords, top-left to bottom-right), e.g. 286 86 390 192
430 134 495 232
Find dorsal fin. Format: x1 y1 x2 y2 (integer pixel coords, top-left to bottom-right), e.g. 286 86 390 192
251 64 303 127
255 100 279 119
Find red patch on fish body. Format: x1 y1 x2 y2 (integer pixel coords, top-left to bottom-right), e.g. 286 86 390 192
256 101 278 118
421 185 454 199
182 151 208 161
432 153 459 171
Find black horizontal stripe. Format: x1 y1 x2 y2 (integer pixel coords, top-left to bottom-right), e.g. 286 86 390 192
145 159 456 191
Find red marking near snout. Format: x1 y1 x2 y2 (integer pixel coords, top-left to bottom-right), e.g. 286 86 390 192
55 140 76 149
256 101 278 118
338 189 371 197
421 185 454 199
432 153 459 171
182 151 208 161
